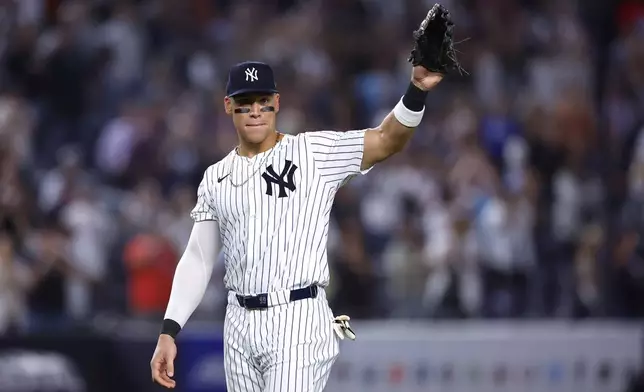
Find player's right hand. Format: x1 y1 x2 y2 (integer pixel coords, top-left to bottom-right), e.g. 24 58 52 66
150 334 177 389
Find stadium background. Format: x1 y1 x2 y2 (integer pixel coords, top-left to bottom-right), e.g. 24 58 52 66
0 0 643 391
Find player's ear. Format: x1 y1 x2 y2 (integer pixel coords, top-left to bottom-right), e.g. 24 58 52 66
224 96 233 115
273 93 280 114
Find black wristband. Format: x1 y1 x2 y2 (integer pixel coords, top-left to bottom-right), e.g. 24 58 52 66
401 82 428 112
160 319 181 339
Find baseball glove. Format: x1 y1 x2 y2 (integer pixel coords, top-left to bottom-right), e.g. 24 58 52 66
408 3 466 75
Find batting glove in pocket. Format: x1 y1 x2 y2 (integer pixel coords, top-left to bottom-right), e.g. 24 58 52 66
332 315 356 341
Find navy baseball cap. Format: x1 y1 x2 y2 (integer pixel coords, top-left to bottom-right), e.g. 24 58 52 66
226 61 278 97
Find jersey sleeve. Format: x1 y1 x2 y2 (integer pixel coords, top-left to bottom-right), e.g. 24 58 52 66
305 130 373 185
190 167 218 222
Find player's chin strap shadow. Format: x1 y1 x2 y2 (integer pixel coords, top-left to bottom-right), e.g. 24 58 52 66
332 315 356 341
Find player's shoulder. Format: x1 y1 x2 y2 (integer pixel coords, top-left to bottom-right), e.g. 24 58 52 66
297 129 368 150
297 130 342 144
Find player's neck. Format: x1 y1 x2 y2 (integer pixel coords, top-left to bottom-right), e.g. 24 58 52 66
237 131 283 158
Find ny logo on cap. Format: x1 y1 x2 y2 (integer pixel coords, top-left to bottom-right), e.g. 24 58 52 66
245 67 258 82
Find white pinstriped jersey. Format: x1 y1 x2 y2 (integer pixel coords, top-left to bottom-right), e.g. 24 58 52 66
190 130 370 295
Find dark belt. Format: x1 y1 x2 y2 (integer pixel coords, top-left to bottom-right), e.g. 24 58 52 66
236 285 318 310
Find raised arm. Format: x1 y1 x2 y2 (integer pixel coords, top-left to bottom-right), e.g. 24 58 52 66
304 71 441 186
305 5 462 183
361 70 443 171
362 3 464 171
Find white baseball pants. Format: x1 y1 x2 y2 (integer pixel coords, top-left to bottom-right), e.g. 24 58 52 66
223 289 339 392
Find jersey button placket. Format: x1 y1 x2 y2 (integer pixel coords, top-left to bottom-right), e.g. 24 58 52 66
249 186 256 218
246 179 257 288
248 163 256 217
247 169 255 221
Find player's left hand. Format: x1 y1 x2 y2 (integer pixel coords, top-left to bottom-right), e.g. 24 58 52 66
411 66 444 91
332 315 356 341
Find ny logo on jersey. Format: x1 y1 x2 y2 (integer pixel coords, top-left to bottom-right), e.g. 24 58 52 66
261 160 298 198
245 67 258 82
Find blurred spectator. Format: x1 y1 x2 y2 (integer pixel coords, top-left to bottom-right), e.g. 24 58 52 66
613 206 644 319
95 102 142 183
0 145 32 238
0 92 34 165
120 178 169 231
573 223 604 318
359 162 436 258
31 1 97 168
122 230 177 317
0 223 33 334
381 197 429 318
37 146 88 214
97 1 145 96
161 96 201 187
26 220 75 331
162 184 199 252
95 101 161 188
478 97 522 171
329 216 376 320
476 188 536 318
59 182 115 320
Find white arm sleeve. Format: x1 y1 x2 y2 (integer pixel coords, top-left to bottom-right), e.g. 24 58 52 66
164 220 220 327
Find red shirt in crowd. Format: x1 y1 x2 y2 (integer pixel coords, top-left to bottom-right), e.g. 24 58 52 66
123 233 177 315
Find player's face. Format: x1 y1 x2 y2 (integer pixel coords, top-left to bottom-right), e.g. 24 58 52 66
225 93 280 144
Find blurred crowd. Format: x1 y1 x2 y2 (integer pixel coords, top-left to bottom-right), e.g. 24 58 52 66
0 0 644 335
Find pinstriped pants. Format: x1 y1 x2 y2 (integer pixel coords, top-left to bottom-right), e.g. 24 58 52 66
223 289 340 392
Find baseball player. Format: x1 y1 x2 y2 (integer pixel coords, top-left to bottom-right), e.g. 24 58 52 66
150 4 463 391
